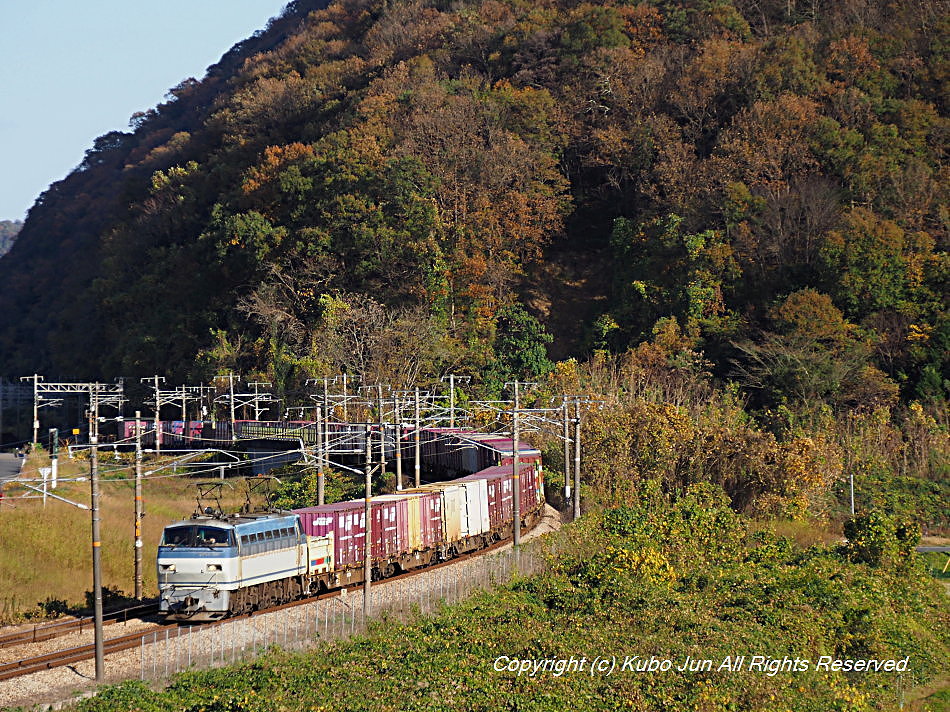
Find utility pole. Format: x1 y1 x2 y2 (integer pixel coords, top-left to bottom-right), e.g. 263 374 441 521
512 392 521 548
440 374 471 428
20 373 41 449
179 386 189 441
449 374 455 428
227 373 238 442
394 394 403 490
363 422 372 617
316 406 325 505
143 376 165 455
133 411 144 599
562 399 571 503
414 387 422 487
89 386 104 681
573 399 582 521
324 397 331 491
377 384 386 477
248 381 273 420
341 374 349 422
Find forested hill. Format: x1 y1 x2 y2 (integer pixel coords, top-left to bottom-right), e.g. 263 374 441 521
0 0 945 408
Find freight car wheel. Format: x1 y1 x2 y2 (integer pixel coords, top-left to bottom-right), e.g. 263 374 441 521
381 562 396 579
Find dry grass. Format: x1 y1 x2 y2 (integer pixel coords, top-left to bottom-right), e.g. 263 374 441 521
0 450 249 622
746 518 843 548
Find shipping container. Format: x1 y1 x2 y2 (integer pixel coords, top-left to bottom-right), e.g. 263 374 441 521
483 438 543 470
458 478 490 536
459 469 512 530
417 491 442 549
379 493 421 550
296 498 411 566
295 501 365 569
408 483 465 543
372 495 409 558
471 463 542 520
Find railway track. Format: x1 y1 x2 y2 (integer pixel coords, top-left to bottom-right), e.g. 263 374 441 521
0 629 149 682
0 602 159 650
0 521 537 683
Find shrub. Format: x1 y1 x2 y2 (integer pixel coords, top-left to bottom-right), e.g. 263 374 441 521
841 509 920 567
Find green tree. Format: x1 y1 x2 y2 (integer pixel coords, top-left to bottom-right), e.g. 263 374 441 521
485 303 553 390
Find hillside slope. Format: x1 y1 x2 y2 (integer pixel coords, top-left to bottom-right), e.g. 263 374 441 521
0 0 944 408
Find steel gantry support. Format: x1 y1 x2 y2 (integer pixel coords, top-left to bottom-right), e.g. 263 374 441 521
142 376 167 454
21 376 125 449
441 374 471 428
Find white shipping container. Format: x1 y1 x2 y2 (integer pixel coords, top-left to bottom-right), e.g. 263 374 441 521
415 484 465 543
459 479 490 536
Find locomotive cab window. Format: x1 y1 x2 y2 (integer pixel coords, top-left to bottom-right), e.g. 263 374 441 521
160 526 192 548
160 526 234 548
196 527 233 547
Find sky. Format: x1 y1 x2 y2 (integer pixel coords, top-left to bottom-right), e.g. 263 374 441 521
0 1 292 221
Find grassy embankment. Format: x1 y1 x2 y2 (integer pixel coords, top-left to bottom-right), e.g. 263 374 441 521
0 449 245 622
57 484 950 712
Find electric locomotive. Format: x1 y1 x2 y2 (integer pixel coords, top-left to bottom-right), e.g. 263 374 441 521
157 510 334 621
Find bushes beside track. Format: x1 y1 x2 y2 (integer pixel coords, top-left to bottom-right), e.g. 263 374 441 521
62 484 949 712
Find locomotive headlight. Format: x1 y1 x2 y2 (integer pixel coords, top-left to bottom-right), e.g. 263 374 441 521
160 564 176 572
205 564 222 572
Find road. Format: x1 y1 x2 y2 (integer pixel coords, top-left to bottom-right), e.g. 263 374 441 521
0 452 23 485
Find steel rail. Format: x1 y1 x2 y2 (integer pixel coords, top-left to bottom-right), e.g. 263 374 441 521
0 602 159 650
0 513 543 682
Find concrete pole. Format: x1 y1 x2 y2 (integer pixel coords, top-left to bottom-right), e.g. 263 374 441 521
153 376 162 455
363 423 372 617
180 387 187 436
513 405 521 547
449 374 455 428
573 400 582 521
414 387 421 487
134 411 143 600
562 400 571 502
90 387 104 681
229 372 237 444
342 374 348 422
28 374 39 450
377 385 386 477
323 398 331 487
31 374 39 450
316 406 325 506
394 395 403 491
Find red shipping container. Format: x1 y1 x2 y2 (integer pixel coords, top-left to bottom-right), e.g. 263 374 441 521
471 463 540 523
295 501 365 569
417 491 441 549
488 438 543 470
296 498 413 567
371 497 408 559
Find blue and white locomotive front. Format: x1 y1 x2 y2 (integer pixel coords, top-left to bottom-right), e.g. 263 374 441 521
157 518 239 621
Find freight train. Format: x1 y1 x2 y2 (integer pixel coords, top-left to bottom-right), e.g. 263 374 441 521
157 429 544 621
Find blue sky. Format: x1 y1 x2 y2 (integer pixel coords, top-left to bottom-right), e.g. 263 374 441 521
0 1 291 221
